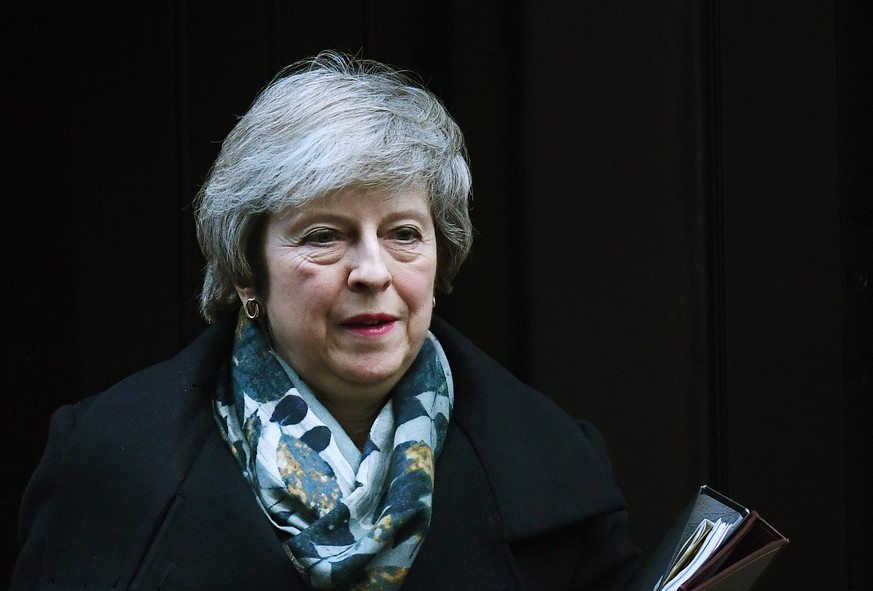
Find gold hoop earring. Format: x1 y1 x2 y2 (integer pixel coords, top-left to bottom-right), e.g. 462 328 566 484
244 298 262 319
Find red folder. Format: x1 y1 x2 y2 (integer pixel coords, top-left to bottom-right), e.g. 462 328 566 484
634 486 789 591
678 510 788 590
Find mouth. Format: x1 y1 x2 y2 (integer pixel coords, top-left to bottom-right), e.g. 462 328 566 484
341 313 398 336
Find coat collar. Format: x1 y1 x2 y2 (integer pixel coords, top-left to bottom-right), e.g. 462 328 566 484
126 316 525 590
177 314 626 538
429 316 629 540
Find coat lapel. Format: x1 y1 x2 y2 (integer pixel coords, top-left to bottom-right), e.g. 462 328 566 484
121 320 307 590
129 424 307 590
402 421 525 591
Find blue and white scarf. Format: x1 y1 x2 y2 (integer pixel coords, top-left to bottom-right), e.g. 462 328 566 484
214 312 453 590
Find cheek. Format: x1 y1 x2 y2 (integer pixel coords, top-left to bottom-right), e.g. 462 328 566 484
285 273 340 316
265 255 328 298
397 264 437 308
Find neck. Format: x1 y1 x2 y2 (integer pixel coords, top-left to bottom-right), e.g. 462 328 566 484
299 370 405 452
320 395 389 450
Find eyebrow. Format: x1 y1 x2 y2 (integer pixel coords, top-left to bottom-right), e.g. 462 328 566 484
283 208 432 227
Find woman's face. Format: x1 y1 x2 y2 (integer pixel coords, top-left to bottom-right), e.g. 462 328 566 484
254 186 438 406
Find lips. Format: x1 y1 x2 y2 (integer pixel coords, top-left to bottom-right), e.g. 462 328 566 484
341 313 398 336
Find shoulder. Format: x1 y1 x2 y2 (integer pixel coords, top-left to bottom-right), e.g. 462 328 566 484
39 317 237 492
74 317 235 423
13 318 239 589
429 316 628 538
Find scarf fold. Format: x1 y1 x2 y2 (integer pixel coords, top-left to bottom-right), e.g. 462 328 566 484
214 313 453 590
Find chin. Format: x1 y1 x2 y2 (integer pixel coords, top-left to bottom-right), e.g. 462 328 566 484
344 368 402 388
340 358 409 388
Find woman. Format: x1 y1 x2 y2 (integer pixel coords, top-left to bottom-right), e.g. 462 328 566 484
13 51 641 590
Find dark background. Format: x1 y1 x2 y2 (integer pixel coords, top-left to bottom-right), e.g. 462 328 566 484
4 1 871 589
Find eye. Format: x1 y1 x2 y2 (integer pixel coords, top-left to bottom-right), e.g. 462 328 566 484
391 226 422 243
301 228 339 245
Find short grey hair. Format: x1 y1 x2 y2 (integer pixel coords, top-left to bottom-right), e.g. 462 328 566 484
195 50 473 322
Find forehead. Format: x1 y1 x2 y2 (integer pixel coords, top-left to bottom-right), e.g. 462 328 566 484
278 186 431 220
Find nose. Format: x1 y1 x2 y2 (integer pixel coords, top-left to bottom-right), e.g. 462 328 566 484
347 236 392 292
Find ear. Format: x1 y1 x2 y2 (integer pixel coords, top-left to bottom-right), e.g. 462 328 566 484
234 285 259 305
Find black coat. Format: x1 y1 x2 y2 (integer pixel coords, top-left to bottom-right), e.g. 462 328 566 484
12 316 641 590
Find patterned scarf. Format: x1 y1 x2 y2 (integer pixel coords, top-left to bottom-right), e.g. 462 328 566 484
214 312 453 590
